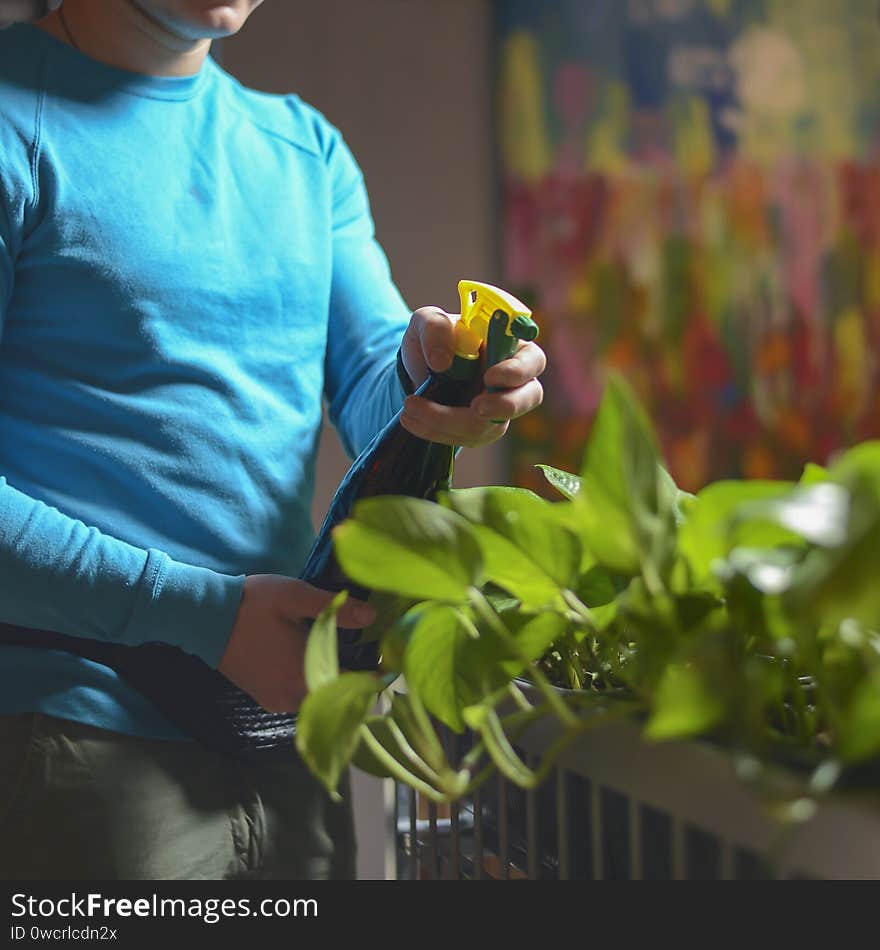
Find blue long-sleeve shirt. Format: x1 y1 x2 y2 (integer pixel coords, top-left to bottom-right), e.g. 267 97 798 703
0 25 411 737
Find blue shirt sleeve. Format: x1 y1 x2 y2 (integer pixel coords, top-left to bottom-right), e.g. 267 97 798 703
0 133 244 669
322 129 412 458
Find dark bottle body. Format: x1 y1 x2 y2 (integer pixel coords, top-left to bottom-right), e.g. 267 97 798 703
299 358 483 669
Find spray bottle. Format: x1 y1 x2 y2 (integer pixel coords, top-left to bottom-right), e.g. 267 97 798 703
300 280 537 669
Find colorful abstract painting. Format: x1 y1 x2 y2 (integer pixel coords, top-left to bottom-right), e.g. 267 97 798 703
497 0 880 493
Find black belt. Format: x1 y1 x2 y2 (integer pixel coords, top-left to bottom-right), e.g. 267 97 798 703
0 622 376 761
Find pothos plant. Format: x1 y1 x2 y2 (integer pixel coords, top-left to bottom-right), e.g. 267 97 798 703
296 374 880 816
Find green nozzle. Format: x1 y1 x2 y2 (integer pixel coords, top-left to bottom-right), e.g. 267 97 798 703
511 315 539 342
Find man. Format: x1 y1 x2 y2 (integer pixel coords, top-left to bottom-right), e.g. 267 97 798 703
0 0 545 879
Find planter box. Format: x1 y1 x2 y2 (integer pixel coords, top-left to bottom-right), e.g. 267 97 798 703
392 711 880 880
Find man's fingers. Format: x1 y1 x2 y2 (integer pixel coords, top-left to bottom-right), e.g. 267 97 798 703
403 373 543 440
482 341 547 390
401 397 509 447
410 306 458 373
471 378 544 423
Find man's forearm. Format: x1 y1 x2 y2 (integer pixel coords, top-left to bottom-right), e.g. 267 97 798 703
0 474 244 666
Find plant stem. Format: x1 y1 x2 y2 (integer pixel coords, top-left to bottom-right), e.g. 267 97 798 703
507 681 533 712
399 691 449 772
359 727 448 803
469 586 580 728
384 718 448 787
562 588 594 627
478 707 540 786
459 738 488 773
461 761 500 796
641 554 665 600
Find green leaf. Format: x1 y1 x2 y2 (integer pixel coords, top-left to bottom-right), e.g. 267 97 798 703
501 612 568 678
828 441 880 494
402 605 481 732
572 498 640 574
541 501 599 573
295 672 380 799
717 546 802 595
536 464 582 500
570 565 620 633
585 601 618 631
362 591 415 645
805 448 880 631
484 587 520 613
380 603 430 672
575 565 619 607
674 590 725 632
304 591 347 690
837 672 880 762
678 480 795 582
461 704 487 731
447 487 582 586
468 524 566 608
581 375 659 508
734 483 850 548
443 485 538 522
645 663 726 740
443 487 582 600
789 492 880 632
574 374 669 573
658 464 694 526
333 496 482 601
800 462 829 485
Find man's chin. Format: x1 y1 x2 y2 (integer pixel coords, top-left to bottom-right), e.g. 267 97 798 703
129 2 256 42
181 7 249 39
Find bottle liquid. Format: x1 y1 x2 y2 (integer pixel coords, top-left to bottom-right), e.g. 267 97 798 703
300 279 538 670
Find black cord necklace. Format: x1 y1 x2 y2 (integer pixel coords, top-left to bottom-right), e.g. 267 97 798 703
57 5 80 51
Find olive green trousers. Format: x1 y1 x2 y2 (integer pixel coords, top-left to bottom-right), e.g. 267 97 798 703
0 713 356 881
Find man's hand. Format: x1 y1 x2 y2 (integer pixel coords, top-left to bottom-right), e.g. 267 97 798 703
218 574 376 713
399 306 546 447
0 0 60 28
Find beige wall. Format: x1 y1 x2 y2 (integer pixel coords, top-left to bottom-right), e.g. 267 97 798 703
222 0 500 526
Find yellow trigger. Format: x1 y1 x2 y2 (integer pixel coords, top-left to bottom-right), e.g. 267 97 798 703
456 280 533 359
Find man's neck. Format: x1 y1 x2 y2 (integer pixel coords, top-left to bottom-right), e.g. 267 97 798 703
37 0 210 77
